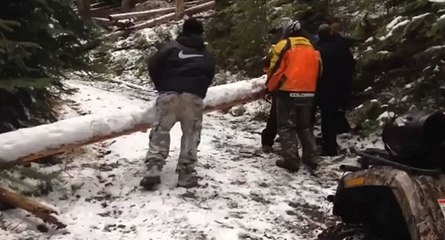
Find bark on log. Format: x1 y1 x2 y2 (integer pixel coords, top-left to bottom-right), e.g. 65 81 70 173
0 77 266 164
0 186 65 228
108 7 175 21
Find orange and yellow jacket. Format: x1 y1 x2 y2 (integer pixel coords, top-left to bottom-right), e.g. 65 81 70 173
266 37 322 94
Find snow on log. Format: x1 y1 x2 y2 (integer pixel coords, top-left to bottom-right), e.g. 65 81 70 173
0 77 266 164
0 186 65 228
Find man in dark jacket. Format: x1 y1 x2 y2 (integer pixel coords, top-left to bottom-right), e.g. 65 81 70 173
141 18 215 190
316 24 356 156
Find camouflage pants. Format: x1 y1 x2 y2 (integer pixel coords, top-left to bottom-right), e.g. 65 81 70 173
276 95 317 163
145 92 203 174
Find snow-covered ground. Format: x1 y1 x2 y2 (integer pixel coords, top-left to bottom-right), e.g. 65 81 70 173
0 79 382 240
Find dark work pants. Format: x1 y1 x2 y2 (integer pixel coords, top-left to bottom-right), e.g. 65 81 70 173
261 95 277 147
276 95 317 162
319 97 350 155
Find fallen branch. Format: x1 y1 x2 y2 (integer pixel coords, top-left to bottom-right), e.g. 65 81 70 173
0 77 266 164
0 186 65 228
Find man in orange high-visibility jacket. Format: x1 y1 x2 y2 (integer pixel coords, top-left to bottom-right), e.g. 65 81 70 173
266 20 322 172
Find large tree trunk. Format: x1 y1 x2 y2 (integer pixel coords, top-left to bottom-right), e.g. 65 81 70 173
0 77 266 165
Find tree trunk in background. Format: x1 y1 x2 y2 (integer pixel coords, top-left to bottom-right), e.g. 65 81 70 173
78 0 91 19
175 0 185 20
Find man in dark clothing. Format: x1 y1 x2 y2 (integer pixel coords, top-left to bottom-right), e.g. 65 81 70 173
316 24 356 156
141 18 216 190
261 44 278 153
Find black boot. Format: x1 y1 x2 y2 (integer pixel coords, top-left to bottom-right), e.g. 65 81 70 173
276 160 300 172
140 166 162 190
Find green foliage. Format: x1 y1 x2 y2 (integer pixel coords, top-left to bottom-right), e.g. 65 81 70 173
0 165 62 196
206 0 331 77
0 0 96 133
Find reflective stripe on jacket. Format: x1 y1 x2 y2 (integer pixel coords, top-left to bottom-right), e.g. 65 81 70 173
266 37 322 93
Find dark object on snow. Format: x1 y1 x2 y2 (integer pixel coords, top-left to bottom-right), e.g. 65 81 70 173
382 111 445 170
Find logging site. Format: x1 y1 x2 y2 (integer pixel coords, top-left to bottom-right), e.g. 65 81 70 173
1 0 445 239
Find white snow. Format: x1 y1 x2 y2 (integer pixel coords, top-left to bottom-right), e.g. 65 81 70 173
439 13 445 21
0 79 382 240
381 19 410 40
429 0 445 3
378 111 396 121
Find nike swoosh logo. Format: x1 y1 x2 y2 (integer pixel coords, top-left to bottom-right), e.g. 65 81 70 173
178 50 204 59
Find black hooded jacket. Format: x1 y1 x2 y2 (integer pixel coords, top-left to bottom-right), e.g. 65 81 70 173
316 33 356 102
148 33 216 98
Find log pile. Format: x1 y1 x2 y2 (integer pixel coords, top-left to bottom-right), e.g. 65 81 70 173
87 0 215 33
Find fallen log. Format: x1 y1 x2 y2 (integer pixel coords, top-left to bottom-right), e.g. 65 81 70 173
108 7 175 21
0 77 266 164
0 186 65 228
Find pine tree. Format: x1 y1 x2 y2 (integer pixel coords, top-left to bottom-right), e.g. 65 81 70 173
0 0 96 133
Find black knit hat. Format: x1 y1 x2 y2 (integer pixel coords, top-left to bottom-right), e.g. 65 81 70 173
183 17 204 35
